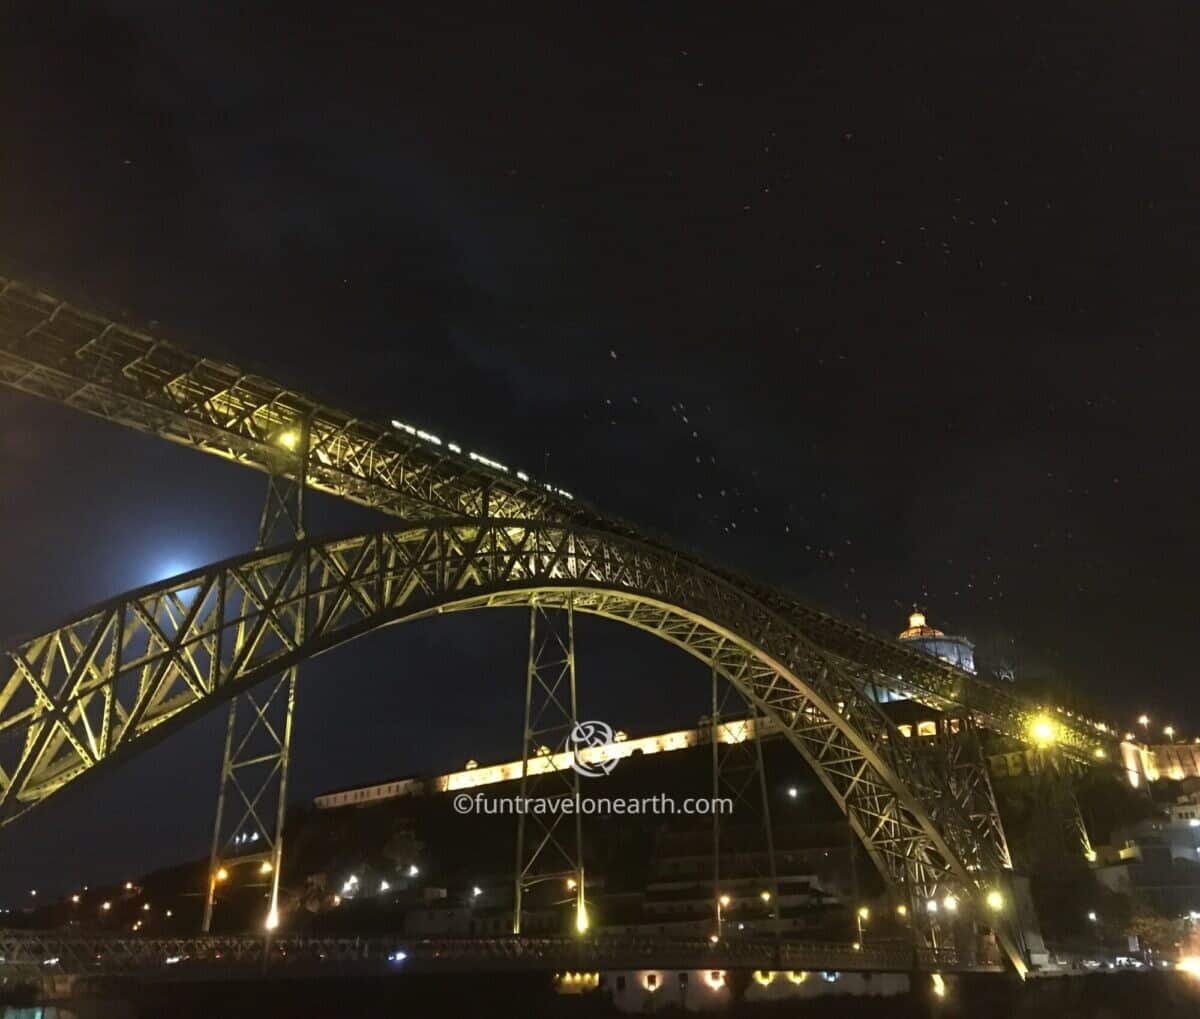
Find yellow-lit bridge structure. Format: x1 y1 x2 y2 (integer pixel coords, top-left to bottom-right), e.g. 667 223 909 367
0 275 1122 976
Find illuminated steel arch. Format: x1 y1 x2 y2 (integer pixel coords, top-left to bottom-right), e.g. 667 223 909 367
0 517 1026 973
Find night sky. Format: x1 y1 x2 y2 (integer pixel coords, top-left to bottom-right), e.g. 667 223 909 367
2 3 1199 902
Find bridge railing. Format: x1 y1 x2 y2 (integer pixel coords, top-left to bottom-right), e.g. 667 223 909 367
0 930 992 980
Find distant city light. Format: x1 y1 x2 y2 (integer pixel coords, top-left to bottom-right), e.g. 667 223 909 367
472 886 483 898
786 787 798 799
407 865 420 878
1087 911 1098 922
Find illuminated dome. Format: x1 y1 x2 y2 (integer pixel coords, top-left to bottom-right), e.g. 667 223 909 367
898 610 944 640
897 609 976 675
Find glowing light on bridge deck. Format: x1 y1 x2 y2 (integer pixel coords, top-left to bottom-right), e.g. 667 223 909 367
575 902 590 933
101 901 111 911
787 786 798 798
468 450 509 473
215 868 228 883
931 973 946 998
1093 747 1107 759
925 899 939 914
1138 714 1150 727
760 890 772 903
407 864 420 878
566 877 578 890
753 970 774 986
265 908 279 931
942 895 958 913
260 861 273 875
471 886 483 897
1087 910 1098 922
719 894 731 907
277 429 299 450
985 890 1004 912
1178 955 1200 977
703 970 726 990
1164 725 1176 740
896 903 908 917
1028 714 1058 748
856 905 869 920
787 971 806 984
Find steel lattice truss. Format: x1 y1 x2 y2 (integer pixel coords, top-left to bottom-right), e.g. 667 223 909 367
0 275 1116 763
0 519 1027 972
513 597 586 934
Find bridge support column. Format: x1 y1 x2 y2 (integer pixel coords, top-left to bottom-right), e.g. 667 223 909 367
710 661 781 940
202 414 311 933
513 593 587 935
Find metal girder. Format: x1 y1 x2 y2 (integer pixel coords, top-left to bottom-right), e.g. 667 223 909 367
0 274 1116 763
0 518 1028 973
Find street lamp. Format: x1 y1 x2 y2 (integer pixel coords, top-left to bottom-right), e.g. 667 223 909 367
1138 714 1150 728
716 894 731 939
856 906 869 946
1028 714 1058 748
1165 726 1176 741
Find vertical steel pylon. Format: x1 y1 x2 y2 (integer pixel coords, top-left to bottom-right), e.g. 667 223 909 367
710 662 780 938
202 417 310 933
513 594 587 936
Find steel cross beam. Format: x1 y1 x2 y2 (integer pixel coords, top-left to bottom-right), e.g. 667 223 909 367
0 519 1029 974
0 274 1116 763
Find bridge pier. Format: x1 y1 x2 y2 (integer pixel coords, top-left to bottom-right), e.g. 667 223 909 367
202 412 313 933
